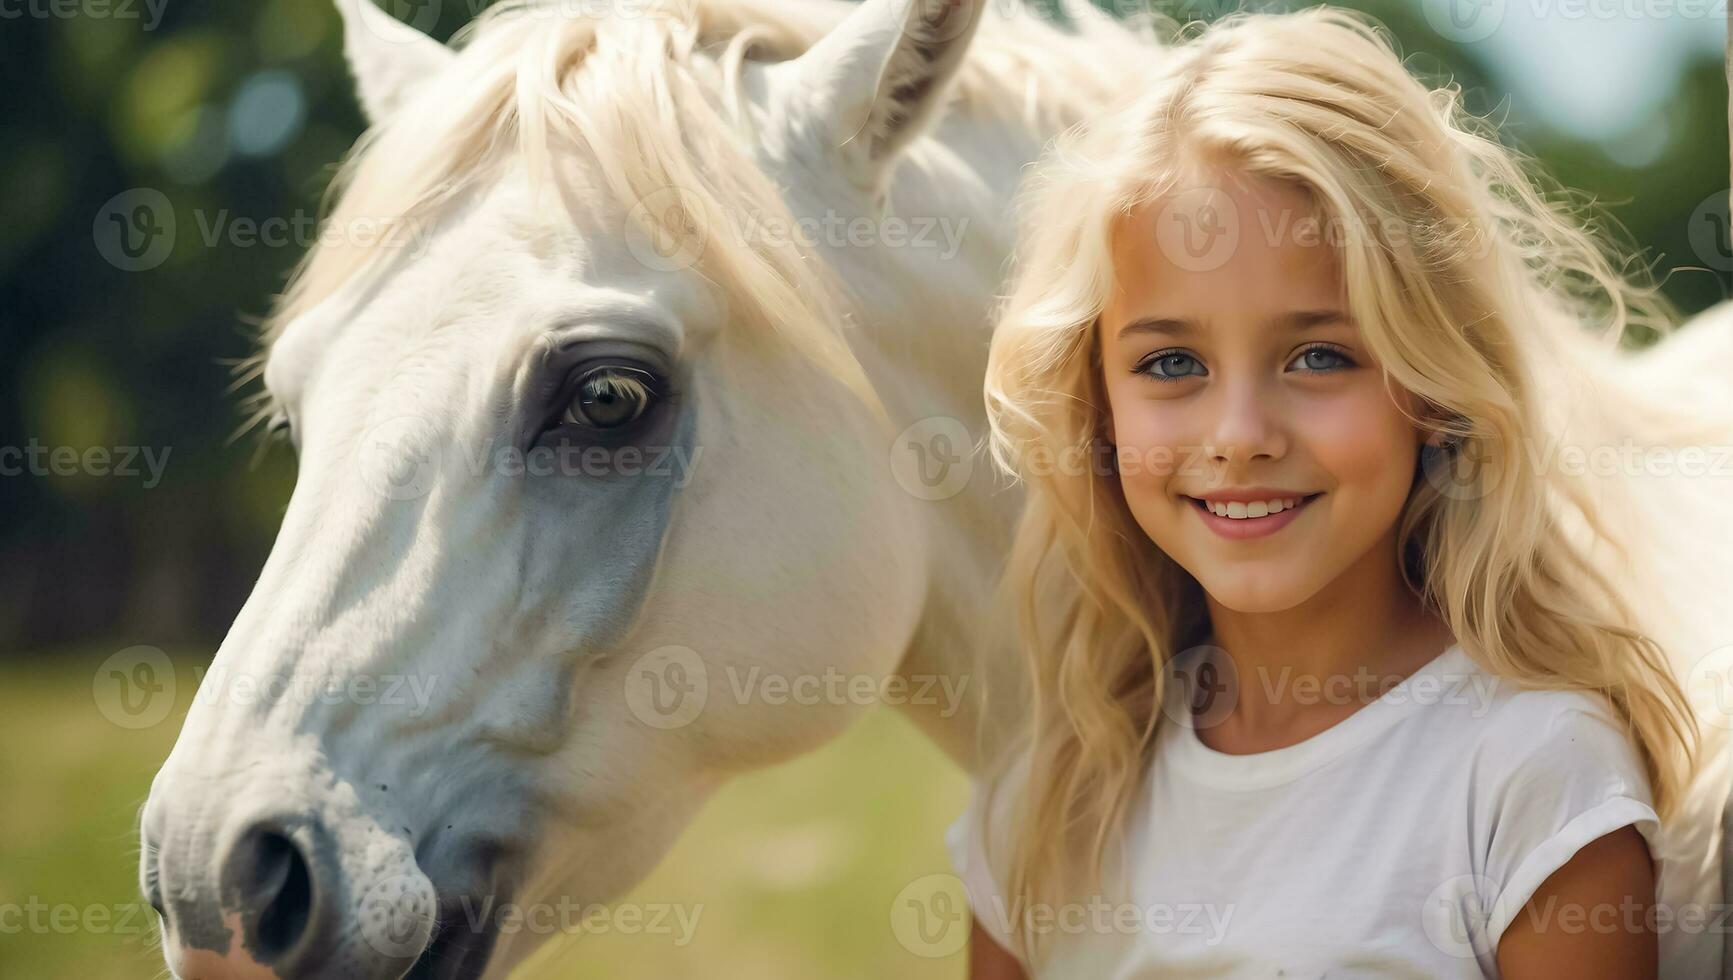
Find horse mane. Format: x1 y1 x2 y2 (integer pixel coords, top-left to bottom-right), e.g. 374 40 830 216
245 0 1152 429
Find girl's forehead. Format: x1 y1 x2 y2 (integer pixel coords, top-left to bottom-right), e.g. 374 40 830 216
1107 180 1345 322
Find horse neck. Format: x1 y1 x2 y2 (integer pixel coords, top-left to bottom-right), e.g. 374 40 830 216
837 108 1057 774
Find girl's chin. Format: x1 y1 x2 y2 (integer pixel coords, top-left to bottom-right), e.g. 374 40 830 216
1189 565 1321 614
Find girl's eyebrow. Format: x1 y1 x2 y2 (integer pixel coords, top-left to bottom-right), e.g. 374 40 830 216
1116 309 1351 340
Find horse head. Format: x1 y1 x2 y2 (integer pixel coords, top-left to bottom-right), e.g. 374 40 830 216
138 0 1044 976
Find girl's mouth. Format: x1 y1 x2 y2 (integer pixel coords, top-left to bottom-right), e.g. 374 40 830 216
1185 492 1324 540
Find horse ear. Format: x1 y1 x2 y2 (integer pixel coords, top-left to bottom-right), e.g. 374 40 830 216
335 0 455 124
767 0 985 190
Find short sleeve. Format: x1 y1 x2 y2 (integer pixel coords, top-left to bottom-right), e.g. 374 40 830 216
1479 699 1662 949
944 779 1023 961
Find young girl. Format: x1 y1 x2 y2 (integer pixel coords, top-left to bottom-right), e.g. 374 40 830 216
952 8 1706 978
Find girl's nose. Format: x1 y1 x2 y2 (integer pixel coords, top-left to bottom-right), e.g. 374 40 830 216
1206 378 1287 465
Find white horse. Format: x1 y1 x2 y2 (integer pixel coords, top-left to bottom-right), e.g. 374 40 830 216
142 1 1122 977
139 0 1733 977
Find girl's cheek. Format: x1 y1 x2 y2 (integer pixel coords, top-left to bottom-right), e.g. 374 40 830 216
1111 398 1189 476
1108 402 1198 547
1297 387 1418 498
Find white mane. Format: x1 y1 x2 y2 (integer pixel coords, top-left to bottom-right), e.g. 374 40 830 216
257 0 1153 421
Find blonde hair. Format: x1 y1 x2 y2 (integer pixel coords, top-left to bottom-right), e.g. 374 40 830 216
979 6 1700 963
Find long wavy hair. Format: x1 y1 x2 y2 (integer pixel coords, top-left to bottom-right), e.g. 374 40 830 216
976 6 1700 964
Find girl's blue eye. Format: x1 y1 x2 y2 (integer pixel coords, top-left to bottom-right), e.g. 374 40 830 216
1138 351 1206 382
1134 345 1355 382
1289 345 1355 373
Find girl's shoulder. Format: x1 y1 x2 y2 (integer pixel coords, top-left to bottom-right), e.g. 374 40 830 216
1432 649 1647 790
1397 647 1653 823
1409 650 1659 937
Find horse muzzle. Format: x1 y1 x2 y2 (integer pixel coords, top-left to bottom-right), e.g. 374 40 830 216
143 761 511 980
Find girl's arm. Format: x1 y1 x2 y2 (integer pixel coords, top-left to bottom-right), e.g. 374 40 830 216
1495 825 1658 979
967 918 1028 980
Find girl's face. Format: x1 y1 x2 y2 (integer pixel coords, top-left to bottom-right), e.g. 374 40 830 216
1098 170 1426 613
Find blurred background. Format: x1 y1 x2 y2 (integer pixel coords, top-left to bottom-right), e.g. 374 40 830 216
0 0 1726 976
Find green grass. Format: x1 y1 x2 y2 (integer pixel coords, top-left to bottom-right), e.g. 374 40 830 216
0 652 972 979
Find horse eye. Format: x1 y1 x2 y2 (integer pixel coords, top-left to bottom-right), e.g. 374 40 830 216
563 366 658 430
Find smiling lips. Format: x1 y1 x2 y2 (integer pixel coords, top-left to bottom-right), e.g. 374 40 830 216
1184 491 1323 540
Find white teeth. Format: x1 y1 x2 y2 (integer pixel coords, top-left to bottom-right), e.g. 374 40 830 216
1204 497 1302 519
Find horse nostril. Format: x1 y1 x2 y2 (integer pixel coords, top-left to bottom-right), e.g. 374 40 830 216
225 826 317 964
257 832 313 957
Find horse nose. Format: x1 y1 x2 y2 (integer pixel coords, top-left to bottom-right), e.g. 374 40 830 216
151 806 438 980
220 823 328 968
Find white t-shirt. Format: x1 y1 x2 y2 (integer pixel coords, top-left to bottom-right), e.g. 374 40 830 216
946 642 1714 978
